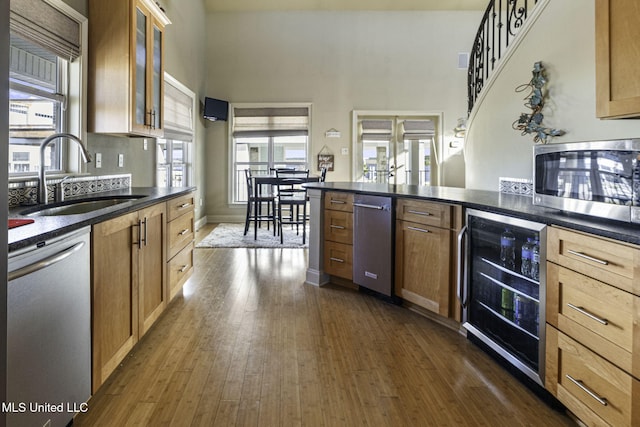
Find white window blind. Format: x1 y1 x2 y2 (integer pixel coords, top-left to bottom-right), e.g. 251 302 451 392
163 78 194 140
360 119 392 141
10 0 81 61
402 119 435 140
232 107 309 138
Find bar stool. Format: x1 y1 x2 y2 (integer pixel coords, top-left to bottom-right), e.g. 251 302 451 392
243 169 276 240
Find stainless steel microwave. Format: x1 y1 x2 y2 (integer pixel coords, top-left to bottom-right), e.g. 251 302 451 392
533 139 640 223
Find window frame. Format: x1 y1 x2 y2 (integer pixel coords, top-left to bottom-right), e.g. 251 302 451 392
228 102 312 205
8 0 87 179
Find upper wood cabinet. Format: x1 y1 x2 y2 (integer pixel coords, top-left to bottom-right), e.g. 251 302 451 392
88 0 171 136
595 0 640 118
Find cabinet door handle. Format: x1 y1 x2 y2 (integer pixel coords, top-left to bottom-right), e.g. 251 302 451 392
134 220 142 249
179 229 190 236
456 226 468 309
567 303 608 325
567 249 609 265
329 257 345 263
565 375 608 406
407 210 431 216
407 226 430 233
142 217 148 246
330 225 345 230
179 265 189 273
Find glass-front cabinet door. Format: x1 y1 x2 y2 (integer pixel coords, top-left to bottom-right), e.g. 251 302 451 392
132 0 164 137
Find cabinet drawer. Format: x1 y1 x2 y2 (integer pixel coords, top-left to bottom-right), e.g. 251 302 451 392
547 263 637 375
324 191 353 212
548 328 637 427
168 242 193 300
547 227 640 295
167 210 194 259
324 241 353 280
396 199 451 229
324 210 353 244
167 192 195 221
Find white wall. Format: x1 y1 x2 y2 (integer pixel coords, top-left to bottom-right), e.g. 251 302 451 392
465 0 640 191
203 10 480 220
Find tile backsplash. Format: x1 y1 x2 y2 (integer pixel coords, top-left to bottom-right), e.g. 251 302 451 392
9 174 131 207
499 177 533 196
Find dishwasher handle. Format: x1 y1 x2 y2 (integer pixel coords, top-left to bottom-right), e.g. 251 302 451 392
353 202 384 210
8 241 86 282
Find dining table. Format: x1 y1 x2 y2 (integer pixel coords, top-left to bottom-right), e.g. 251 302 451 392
249 174 320 240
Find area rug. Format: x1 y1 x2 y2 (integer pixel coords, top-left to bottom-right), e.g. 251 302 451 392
196 222 309 249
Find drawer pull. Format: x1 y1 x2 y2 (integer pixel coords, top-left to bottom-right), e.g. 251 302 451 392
329 257 345 263
565 375 608 406
407 210 431 216
408 226 430 233
179 229 190 236
178 203 191 208
330 225 346 230
179 265 189 273
567 303 608 325
330 200 346 204
567 249 609 265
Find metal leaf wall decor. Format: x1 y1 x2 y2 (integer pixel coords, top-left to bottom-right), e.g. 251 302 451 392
512 61 565 144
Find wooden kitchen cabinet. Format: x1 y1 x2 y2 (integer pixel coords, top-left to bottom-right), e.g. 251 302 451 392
91 201 167 393
595 0 640 118
394 199 463 319
88 0 171 136
323 192 354 280
545 226 640 426
166 192 195 300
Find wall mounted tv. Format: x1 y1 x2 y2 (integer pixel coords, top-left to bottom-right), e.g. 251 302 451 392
203 97 229 121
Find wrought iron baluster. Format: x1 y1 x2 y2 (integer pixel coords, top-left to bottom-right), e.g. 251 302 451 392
467 0 539 114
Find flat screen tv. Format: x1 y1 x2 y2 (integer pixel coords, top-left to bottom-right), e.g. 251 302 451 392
203 97 229 121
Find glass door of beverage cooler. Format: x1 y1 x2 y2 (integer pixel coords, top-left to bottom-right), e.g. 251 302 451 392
462 209 547 386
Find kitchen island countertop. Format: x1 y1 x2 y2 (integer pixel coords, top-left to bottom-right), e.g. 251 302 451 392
304 182 640 246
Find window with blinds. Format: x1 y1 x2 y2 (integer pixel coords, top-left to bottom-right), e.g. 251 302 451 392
230 104 311 203
157 75 195 188
8 0 85 176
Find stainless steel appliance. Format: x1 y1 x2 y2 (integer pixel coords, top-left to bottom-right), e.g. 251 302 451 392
461 209 546 386
7 227 91 427
533 139 640 223
353 194 393 296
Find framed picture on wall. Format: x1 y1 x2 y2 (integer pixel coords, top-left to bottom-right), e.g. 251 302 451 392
317 154 334 171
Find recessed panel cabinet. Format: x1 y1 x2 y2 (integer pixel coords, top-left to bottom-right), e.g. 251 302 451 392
595 0 640 118
88 0 171 136
91 202 167 393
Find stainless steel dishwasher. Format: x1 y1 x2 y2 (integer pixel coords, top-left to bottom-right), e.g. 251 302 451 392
353 194 394 296
7 226 91 427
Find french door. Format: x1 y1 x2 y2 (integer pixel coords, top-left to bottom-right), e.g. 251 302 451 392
352 112 441 186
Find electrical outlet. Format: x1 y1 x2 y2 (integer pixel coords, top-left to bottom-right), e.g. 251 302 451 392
341 147 349 155
143 139 148 150
95 152 102 168
118 154 124 167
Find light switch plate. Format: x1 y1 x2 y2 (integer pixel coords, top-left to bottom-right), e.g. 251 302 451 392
118 154 124 167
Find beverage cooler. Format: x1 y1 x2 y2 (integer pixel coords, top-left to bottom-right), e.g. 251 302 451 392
461 209 547 386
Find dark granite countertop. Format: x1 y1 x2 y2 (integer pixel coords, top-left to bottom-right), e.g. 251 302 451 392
305 182 640 246
8 186 196 252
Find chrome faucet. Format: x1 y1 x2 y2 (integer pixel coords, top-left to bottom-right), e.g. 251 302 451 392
38 133 92 204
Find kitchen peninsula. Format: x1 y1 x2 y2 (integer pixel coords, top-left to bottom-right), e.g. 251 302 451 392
304 182 640 427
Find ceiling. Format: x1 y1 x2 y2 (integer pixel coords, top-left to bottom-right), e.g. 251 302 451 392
204 0 488 12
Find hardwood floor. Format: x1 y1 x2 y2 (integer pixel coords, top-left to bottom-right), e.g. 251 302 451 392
74 224 575 426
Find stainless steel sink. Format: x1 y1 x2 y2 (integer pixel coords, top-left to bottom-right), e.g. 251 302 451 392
21 196 145 217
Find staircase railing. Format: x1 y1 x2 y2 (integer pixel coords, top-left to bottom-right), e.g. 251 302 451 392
467 0 540 114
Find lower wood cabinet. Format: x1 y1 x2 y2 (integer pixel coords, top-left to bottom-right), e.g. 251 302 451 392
91 201 167 393
394 199 463 319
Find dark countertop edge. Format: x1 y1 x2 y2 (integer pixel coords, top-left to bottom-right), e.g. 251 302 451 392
305 182 640 246
8 186 196 252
